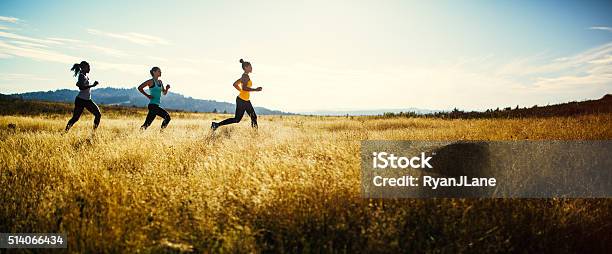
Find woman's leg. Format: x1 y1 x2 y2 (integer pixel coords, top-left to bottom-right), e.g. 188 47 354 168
245 100 258 128
84 100 102 129
140 104 157 130
66 98 85 131
154 105 171 129
217 97 247 127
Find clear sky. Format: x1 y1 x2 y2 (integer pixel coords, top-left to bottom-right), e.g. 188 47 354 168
0 0 611 112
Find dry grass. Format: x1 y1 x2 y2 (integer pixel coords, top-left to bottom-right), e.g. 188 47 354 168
1 112 611 253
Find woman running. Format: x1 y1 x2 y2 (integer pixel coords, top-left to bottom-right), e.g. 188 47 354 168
138 66 171 130
211 59 262 131
65 61 102 132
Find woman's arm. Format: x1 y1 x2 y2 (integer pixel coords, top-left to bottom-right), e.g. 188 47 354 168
163 83 170 95
79 82 98 90
232 79 242 91
76 75 98 90
238 76 262 92
138 80 153 99
241 83 262 91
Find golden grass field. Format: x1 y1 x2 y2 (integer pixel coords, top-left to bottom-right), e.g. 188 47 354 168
1 110 611 253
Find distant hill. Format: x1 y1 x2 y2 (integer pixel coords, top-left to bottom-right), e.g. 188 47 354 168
381 94 612 119
0 93 158 116
302 108 440 116
11 87 293 115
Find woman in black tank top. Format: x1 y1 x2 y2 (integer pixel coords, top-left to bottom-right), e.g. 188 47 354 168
65 61 102 132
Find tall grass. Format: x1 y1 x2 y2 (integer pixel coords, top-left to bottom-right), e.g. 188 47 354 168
1 112 611 252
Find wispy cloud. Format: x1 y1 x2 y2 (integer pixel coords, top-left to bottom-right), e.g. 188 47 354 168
0 27 152 75
95 61 147 74
589 26 612 32
10 40 49 48
0 29 135 58
0 40 78 64
82 45 129 58
0 73 53 81
45 37 130 58
0 40 147 76
0 31 62 45
87 28 169 46
47 37 84 44
495 42 612 75
489 42 612 92
0 16 20 23
274 40 612 111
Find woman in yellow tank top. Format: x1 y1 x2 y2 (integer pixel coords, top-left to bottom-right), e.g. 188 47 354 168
211 59 263 130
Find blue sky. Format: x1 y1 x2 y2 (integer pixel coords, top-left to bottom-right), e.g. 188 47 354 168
0 0 611 112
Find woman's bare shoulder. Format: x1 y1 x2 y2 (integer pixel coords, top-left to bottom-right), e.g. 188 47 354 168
141 79 153 87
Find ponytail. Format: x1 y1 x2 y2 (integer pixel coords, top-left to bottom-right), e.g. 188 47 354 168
240 58 251 70
70 61 89 77
70 63 81 77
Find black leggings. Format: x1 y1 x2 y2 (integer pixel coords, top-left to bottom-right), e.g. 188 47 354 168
141 104 171 129
66 97 101 129
218 96 258 127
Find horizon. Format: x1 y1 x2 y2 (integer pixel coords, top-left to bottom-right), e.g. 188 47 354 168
7 87 609 115
1 0 611 112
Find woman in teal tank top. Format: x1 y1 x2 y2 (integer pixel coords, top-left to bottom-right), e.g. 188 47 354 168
137 66 171 130
148 79 162 105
